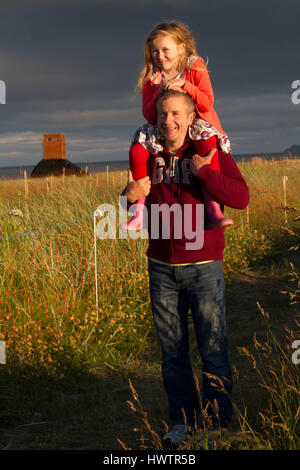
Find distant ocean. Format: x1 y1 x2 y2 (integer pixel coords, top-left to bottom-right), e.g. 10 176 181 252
0 160 130 180
0 152 297 180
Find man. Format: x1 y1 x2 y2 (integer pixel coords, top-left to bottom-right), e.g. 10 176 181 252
124 89 249 448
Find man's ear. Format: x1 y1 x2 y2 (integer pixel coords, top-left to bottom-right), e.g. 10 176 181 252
188 111 196 125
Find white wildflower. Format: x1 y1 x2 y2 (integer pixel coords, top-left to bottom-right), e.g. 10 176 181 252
8 209 23 217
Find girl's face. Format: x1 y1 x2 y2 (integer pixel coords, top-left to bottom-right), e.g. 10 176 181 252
151 34 185 76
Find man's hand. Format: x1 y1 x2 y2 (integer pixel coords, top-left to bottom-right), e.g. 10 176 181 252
190 149 217 176
124 170 151 203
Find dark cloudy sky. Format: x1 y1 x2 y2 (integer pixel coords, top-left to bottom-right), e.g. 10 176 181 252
0 0 299 167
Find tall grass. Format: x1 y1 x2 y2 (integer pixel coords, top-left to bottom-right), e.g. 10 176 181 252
0 158 299 448
240 303 300 450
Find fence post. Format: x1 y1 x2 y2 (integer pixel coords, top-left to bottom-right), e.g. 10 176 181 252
62 167 65 185
24 170 28 198
283 176 288 224
106 165 109 186
93 208 103 317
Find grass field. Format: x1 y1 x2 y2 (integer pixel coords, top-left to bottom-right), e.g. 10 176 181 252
0 157 299 450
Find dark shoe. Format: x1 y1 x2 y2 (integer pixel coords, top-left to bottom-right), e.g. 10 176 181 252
162 424 193 449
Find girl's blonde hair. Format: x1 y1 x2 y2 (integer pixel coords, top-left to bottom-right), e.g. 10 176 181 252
137 20 201 92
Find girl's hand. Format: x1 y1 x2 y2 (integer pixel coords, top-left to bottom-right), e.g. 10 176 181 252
190 149 217 176
159 81 168 92
164 77 186 90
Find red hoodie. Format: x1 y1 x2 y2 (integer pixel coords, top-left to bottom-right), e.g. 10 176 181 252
143 137 249 264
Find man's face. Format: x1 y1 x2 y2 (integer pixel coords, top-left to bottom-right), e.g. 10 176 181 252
157 96 195 150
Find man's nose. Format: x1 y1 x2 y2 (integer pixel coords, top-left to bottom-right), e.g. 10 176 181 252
164 113 173 124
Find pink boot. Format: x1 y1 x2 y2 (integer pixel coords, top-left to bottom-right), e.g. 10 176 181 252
120 198 145 231
202 187 233 229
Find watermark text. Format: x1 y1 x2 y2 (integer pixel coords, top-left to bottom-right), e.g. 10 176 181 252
291 340 300 365
0 341 6 364
0 80 6 104
291 80 300 104
94 197 204 251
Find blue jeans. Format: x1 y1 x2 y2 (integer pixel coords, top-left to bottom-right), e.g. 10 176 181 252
148 258 232 427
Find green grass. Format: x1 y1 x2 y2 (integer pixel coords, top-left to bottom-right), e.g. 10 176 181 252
0 159 299 450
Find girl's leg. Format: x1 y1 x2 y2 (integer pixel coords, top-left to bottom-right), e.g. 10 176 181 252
193 137 233 229
130 142 149 180
193 136 220 172
120 142 150 231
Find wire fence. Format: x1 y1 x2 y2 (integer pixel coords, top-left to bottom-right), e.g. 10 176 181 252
0 175 298 241
0 172 299 356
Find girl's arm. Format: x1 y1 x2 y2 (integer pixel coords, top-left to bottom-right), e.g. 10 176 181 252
182 60 215 113
142 81 160 124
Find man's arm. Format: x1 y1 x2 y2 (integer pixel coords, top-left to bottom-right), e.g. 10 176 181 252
191 150 249 209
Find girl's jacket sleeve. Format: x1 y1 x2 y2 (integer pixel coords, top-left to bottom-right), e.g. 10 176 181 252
182 58 214 114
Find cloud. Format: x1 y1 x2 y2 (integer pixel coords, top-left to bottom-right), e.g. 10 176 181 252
216 92 300 154
0 0 299 163
1 0 200 7
0 131 40 145
1 1 298 100
0 89 298 167
0 129 132 167
0 152 23 158
219 93 298 131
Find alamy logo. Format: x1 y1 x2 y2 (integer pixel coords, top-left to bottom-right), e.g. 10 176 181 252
291 80 300 105
95 197 204 251
0 80 6 104
291 340 300 365
0 341 5 364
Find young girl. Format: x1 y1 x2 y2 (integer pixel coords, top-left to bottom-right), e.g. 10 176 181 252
122 20 233 231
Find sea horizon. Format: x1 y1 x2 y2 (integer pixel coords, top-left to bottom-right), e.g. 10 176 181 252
0 160 130 180
0 151 298 181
